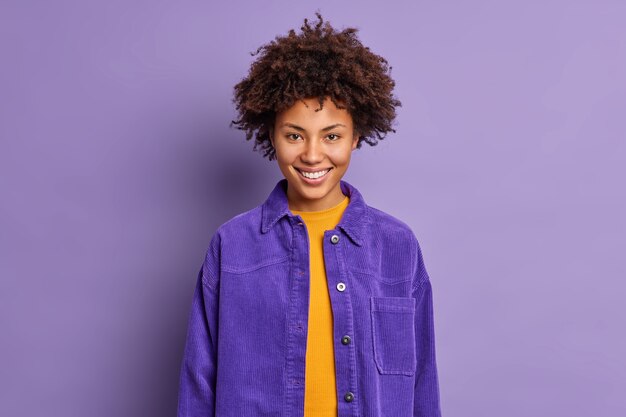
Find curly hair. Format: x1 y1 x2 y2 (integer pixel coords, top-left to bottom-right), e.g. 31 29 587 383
230 11 402 161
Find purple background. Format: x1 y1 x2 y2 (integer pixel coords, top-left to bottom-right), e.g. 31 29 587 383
1 1 625 416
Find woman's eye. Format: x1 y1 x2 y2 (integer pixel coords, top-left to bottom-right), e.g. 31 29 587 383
286 133 340 141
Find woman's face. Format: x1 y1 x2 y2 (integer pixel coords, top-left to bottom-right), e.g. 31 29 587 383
270 96 359 212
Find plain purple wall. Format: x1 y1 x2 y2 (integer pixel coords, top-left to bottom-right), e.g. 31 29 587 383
1 1 625 416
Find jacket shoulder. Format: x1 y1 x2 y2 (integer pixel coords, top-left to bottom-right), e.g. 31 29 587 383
205 204 290 276
200 205 263 285
366 205 423 283
214 205 263 237
366 205 418 243
211 204 266 252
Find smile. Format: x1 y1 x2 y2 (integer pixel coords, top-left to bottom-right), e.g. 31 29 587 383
296 168 331 179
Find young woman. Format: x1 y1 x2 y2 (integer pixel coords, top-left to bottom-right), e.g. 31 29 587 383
177 12 442 417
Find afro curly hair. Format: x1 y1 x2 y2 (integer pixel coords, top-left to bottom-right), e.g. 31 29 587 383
230 11 402 161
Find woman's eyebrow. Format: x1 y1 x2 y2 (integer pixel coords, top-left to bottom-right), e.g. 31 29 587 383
280 122 346 132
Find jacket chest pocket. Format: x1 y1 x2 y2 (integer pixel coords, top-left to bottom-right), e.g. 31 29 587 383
370 296 417 376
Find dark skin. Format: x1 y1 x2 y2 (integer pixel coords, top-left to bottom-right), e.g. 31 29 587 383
270 96 359 212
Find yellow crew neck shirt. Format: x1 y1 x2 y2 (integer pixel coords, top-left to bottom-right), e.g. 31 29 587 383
290 194 350 417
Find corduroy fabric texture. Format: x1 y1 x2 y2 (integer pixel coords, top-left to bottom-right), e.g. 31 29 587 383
177 178 442 417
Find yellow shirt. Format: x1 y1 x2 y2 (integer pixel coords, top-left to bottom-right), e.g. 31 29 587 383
290 194 350 417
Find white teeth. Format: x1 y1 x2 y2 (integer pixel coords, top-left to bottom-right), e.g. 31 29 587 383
299 169 330 179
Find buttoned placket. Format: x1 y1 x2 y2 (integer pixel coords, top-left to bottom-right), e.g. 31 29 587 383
283 214 359 417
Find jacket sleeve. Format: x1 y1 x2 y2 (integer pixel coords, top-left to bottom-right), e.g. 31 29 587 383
411 236 443 417
177 234 221 417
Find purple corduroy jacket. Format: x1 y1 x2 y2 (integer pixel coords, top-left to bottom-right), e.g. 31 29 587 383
177 178 442 417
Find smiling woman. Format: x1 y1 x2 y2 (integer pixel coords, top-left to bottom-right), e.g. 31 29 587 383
270 96 359 212
177 11 442 417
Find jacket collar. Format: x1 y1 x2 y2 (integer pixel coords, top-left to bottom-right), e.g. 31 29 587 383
261 178 368 246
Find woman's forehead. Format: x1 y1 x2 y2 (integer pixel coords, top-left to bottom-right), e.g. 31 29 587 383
275 97 353 125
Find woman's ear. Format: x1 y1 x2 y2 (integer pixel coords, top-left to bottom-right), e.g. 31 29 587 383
268 120 277 145
352 131 359 150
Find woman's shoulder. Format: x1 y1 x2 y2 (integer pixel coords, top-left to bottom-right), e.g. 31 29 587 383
199 204 265 278
214 204 263 237
366 204 418 241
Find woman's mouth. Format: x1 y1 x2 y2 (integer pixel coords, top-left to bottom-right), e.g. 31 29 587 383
295 167 332 184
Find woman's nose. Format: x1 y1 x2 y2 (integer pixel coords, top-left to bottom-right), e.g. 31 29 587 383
301 138 324 162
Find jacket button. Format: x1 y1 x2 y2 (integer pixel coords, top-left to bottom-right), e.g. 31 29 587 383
341 335 351 345
330 234 340 244
344 391 354 402
336 282 346 292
